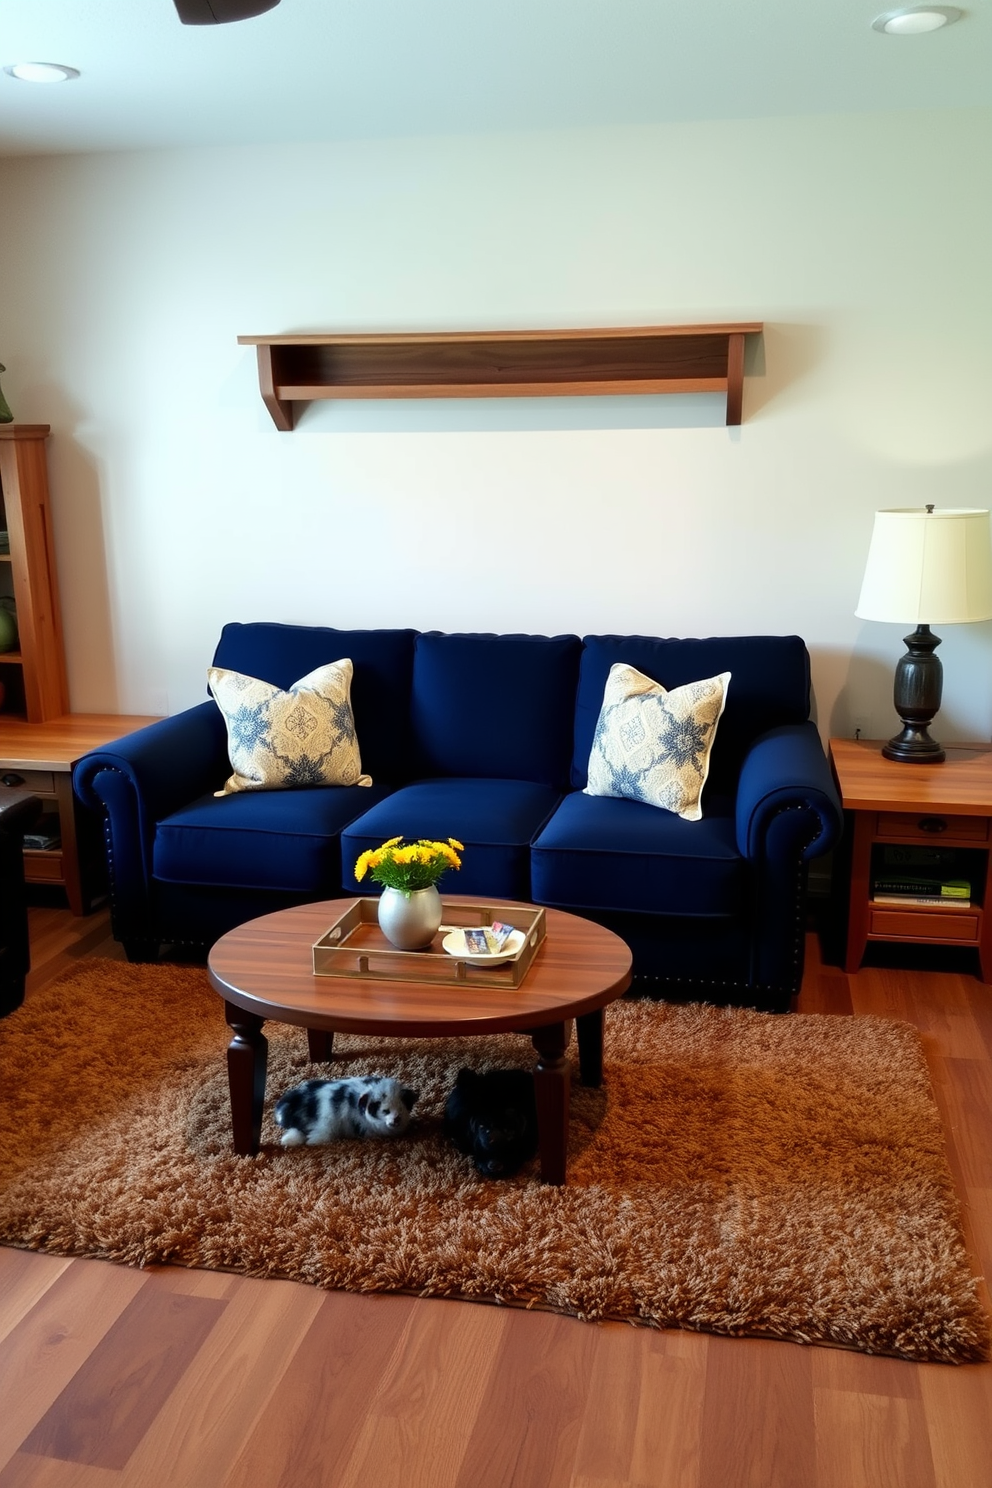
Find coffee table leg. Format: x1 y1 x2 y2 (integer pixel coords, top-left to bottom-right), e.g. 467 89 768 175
531 1021 570 1185
307 1027 335 1063
224 1003 267 1155
576 1007 604 1086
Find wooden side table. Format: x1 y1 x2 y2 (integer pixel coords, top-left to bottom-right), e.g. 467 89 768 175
0 713 161 915
829 738 992 981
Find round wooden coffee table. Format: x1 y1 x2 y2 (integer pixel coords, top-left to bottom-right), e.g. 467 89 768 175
207 897 633 1184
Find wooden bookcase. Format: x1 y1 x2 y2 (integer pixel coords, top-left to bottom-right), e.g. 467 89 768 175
0 427 162 912
239 323 763 431
0 424 68 723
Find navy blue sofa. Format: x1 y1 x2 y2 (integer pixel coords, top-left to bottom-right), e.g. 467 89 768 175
73 623 842 1012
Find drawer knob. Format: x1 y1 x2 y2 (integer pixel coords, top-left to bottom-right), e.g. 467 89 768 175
918 816 948 833
1 772 24 787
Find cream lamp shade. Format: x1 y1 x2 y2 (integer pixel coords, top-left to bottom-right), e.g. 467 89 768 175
856 507 992 625
855 506 992 763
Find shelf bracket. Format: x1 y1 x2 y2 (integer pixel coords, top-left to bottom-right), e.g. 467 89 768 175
255 345 294 432
726 332 746 427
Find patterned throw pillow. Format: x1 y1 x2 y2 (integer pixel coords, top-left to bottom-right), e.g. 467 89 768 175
207 659 372 796
584 663 731 821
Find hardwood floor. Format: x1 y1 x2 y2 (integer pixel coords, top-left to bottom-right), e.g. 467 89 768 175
1 900 990 1488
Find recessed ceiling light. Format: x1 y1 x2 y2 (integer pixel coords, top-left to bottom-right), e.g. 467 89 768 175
872 6 962 33
3 61 80 84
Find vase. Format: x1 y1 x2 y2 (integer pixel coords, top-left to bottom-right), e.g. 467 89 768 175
0 598 17 654
377 884 443 951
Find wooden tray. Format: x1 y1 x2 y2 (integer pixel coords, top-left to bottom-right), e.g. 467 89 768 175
312 899 546 988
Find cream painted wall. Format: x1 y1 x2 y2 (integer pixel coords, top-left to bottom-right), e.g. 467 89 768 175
0 108 990 746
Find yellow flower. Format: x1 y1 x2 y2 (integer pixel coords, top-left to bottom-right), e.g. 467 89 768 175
355 834 463 891
448 838 464 851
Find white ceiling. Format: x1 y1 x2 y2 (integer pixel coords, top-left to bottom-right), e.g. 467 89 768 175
0 0 989 156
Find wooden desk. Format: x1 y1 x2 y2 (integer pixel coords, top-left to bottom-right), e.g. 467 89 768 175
0 713 161 914
829 738 992 980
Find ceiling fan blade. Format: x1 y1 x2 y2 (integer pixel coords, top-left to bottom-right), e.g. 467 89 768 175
173 0 280 22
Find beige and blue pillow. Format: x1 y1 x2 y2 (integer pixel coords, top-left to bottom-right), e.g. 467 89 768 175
585 663 730 821
208 658 372 796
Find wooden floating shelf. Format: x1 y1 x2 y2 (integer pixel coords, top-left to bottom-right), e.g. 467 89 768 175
238 323 763 431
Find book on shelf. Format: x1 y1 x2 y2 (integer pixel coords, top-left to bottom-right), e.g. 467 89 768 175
871 877 971 899
879 845 957 869
872 893 972 909
22 813 61 852
22 829 61 851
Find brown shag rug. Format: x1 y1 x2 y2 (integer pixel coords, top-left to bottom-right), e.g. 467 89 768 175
0 959 988 1363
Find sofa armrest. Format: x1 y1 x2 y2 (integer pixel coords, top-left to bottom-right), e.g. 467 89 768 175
735 723 842 862
734 723 842 998
73 702 229 823
73 703 229 945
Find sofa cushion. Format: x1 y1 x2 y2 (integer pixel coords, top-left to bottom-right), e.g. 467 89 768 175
208 659 371 795
585 663 730 821
341 778 562 900
410 632 582 788
154 783 395 893
572 635 811 796
211 623 418 784
531 790 744 918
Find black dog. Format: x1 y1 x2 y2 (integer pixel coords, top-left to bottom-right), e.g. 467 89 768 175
443 1067 539 1178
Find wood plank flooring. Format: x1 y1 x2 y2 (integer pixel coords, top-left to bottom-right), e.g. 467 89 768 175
1 901 990 1487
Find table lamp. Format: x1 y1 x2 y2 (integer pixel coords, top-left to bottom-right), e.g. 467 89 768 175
855 505 992 763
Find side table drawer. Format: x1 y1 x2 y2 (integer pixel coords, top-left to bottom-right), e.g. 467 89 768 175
869 907 980 943
0 767 56 795
23 850 65 884
875 811 989 843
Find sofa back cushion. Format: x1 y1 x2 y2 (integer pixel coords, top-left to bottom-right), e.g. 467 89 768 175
210 623 417 784
410 632 582 787
572 635 811 795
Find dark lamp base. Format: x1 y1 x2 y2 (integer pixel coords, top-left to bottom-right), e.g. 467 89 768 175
882 727 945 764
884 623 945 764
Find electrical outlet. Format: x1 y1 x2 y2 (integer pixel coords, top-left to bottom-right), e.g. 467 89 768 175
852 715 872 741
